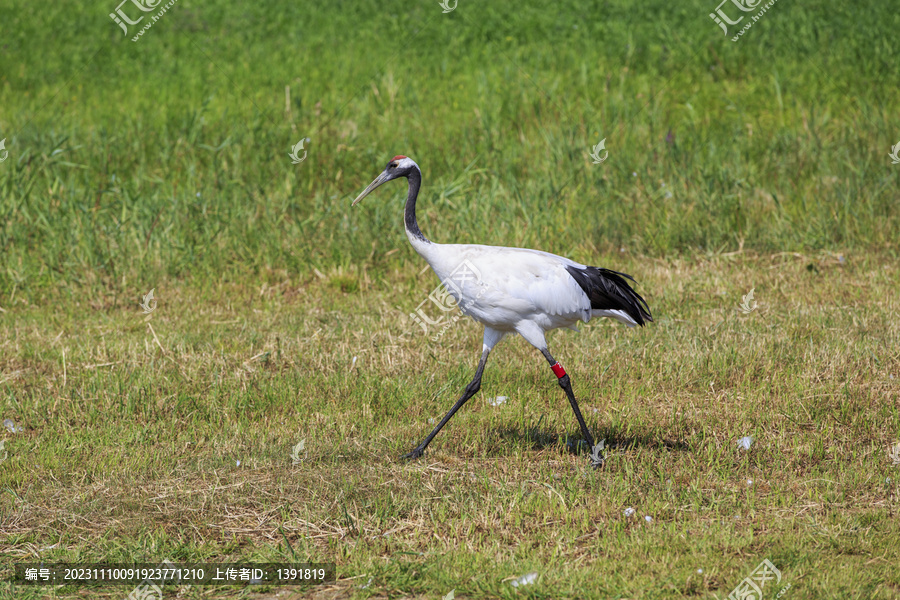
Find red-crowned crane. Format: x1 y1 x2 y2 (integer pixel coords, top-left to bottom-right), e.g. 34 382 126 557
352 156 652 466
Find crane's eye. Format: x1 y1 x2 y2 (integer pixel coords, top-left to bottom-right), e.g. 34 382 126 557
389 162 398 169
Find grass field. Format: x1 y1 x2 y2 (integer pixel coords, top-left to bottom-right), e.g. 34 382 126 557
1 0 899 598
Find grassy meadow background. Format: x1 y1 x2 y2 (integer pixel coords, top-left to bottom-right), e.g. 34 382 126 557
1 0 899 598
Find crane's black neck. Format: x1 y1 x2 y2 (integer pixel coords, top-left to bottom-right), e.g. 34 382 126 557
404 167 431 244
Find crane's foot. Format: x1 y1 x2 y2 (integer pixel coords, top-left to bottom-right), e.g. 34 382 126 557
401 447 425 461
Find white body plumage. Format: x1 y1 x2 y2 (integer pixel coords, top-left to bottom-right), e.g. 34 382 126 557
411 240 639 348
352 155 651 464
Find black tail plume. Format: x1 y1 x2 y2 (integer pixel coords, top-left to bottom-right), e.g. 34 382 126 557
565 266 653 326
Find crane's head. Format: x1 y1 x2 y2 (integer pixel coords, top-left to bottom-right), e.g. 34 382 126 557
352 155 418 206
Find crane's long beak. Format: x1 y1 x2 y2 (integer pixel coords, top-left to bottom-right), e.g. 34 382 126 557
352 171 390 206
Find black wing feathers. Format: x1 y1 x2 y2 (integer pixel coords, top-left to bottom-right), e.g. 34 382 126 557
565 266 653 326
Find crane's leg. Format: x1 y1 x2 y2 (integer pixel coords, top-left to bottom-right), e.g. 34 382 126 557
402 327 505 460
540 348 596 453
401 348 489 460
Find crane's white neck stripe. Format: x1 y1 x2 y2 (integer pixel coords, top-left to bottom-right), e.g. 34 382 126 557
396 157 418 170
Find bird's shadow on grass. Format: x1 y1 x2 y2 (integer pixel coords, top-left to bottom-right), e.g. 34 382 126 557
489 422 691 456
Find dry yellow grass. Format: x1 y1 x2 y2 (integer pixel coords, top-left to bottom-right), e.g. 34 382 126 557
1 251 898 598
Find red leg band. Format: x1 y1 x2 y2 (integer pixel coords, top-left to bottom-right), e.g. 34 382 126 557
551 362 566 378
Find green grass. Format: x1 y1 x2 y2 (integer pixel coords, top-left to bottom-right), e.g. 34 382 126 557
2 0 898 302
1 0 899 597
2 254 899 598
